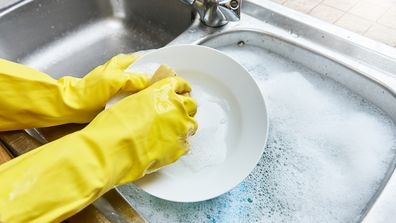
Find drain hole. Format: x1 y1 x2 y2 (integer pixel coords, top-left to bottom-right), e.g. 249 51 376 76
237 40 245 47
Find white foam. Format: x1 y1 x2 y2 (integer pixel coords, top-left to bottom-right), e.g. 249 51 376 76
220 45 396 222
119 45 396 223
162 70 238 176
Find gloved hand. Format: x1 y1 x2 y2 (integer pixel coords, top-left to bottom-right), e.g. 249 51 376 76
0 54 150 131
0 76 197 223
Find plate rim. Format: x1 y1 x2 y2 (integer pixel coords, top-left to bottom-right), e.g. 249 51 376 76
111 44 269 202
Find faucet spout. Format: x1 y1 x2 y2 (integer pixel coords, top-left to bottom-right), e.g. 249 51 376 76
182 0 241 27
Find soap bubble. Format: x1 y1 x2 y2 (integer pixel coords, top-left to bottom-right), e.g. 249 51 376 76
119 45 396 223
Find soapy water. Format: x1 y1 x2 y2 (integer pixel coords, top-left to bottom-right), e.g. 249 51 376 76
162 76 232 175
119 45 396 222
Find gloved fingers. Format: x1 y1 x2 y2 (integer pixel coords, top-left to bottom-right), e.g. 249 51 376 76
120 72 150 92
169 76 192 95
177 94 198 117
187 116 198 136
102 54 140 70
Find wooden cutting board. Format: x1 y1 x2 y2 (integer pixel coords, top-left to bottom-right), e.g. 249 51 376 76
0 142 12 164
0 130 41 156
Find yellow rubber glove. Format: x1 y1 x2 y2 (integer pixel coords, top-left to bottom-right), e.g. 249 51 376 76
0 54 150 131
0 76 197 223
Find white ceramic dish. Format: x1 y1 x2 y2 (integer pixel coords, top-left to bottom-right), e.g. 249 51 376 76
107 45 268 202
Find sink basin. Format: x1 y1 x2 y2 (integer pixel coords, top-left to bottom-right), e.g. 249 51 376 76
1 0 396 222
120 20 396 223
0 0 193 77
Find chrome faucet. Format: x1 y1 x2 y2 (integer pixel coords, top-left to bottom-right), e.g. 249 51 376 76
182 0 241 27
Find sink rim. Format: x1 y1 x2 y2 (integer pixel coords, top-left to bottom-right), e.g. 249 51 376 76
1 0 396 221
196 28 396 102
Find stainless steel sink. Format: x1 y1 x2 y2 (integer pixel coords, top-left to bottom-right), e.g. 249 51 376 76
1 0 396 222
0 0 193 77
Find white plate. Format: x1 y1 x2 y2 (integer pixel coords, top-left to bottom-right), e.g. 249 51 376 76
107 45 268 202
